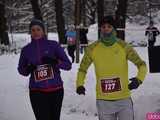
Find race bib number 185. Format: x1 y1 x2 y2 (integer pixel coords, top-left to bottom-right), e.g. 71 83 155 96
34 64 54 82
101 77 121 93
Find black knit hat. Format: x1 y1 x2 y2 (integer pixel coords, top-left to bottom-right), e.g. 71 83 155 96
29 19 45 32
100 16 115 28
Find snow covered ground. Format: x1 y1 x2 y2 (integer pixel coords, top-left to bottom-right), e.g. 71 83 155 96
0 23 160 120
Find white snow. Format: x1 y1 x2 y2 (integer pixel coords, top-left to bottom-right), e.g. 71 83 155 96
0 23 160 120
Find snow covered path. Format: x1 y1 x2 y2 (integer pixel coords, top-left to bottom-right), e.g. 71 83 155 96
0 47 160 120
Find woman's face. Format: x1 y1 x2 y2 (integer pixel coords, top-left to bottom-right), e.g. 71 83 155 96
100 23 113 34
31 25 44 40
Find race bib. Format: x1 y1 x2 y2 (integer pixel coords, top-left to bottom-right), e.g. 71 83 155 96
101 77 121 93
34 64 54 82
67 37 76 45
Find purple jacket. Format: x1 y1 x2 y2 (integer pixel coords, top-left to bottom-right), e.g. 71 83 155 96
18 37 71 92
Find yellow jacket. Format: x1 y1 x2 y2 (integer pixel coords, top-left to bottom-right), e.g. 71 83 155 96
76 40 147 100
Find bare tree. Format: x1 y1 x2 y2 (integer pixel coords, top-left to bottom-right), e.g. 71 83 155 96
55 0 65 44
0 0 9 45
97 0 104 38
115 0 128 40
86 0 97 25
75 0 81 63
30 0 43 20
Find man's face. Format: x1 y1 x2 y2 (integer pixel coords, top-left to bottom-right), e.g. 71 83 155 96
100 23 113 34
31 25 45 40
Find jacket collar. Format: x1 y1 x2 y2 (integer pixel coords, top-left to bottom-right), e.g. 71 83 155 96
31 37 46 43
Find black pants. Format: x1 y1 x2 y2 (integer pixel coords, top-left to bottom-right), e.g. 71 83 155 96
67 45 76 63
29 89 64 120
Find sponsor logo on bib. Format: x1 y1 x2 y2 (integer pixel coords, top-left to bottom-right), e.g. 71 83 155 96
34 64 54 82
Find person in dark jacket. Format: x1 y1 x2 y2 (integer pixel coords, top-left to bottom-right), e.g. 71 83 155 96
18 19 72 120
79 24 88 54
145 21 160 47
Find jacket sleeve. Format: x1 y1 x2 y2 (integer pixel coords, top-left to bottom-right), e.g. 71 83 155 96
17 48 30 76
55 42 72 70
126 45 147 81
76 47 93 88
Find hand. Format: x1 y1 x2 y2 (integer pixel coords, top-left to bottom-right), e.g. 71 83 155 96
41 56 58 66
26 64 37 73
76 86 85 95
128 77 142 90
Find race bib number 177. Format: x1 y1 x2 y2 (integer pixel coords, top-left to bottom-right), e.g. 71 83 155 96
101 77 121 93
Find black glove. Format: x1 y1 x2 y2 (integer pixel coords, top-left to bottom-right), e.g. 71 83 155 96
26 64 37 73
41 56 58 66
128 77 142 90
76 86 85 95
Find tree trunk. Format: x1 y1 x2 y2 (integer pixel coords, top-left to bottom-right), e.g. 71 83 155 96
55 0 65 44
75 0 81 63
97 0 104 39
81 0 86 25
0 1 9 45
30 0 43 21
115 0 128 40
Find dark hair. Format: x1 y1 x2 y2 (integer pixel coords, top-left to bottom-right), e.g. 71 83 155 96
29 19 45 32
100 16 115 28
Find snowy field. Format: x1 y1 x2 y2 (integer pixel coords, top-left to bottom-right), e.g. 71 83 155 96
0 23 160 120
